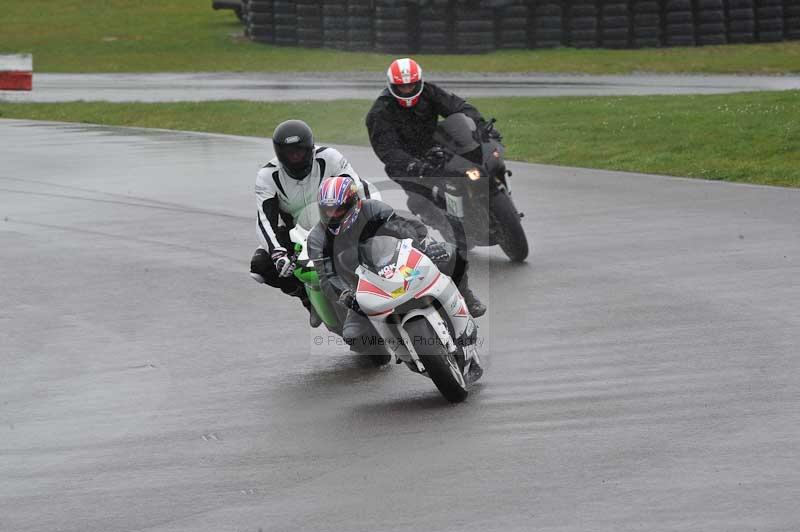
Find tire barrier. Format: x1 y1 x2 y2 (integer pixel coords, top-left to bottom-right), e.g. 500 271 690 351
600 1 632 48
231 0 800 52
696 0 727 45
728 0 756 43
532 1 565 48
322 0 348 51
757 0 784 42
417 2 452 54
374 1 412 53
245 0 273 44
568 1 599 48
632 0 661 48
297 0 323 48
496 3 530 49
273 0 297 47
454 3 496 54
664 0 695 47
787 0 800 39
348 0 375 51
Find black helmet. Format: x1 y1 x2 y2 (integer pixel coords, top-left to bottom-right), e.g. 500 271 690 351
272 120 315 180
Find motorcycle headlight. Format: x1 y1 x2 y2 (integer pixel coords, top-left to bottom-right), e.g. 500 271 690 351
465 168 481 181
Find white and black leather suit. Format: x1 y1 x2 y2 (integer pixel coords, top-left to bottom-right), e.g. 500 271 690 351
250 146 370 295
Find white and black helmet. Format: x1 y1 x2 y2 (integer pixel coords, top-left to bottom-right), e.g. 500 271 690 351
272 119 314 180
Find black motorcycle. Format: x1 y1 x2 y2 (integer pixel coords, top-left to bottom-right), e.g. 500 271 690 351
418 113 529 262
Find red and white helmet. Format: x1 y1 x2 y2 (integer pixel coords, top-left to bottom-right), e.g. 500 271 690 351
386 58 424 108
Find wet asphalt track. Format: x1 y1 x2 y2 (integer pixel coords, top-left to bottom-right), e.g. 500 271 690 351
2 72 800 102
1 119 799 532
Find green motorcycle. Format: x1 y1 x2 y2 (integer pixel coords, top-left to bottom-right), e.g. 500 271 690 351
290 225 392 367
290 225 348 333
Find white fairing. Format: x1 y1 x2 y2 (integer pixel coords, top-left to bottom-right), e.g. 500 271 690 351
355 238 479 377
364 179 382 202
289 225 311 262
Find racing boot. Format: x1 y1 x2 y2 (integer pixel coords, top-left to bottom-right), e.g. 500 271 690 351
466 352 484 384
301 296 323 328
461 286 487 318
287 286 322 328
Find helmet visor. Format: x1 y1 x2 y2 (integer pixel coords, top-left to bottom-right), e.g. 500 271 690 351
275 143 313 179
389 80 423 102
320 204 351 225
319 193 359 233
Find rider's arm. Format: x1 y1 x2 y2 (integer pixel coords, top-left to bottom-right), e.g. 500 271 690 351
366 101 418 175
255 165 285 254
322 147 371 199
429 82 485 125
308 227 351 302
362 200 429 244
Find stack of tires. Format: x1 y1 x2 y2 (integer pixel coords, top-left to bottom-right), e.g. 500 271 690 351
727 0 756 43
531 1 565 48
246 0 273 44
296 0 323 48
347 0 374 51
418 2 451 54
631 0 660 48
695 0 727 45
239 0 250 29
374 1 411 53
599 1 631 48
786 0 800 41
240 0 800 52
567 0 599 48
495 2 530 50
272 0 296 46
663 0 695 46
453 2 496 54
322 0 348 50
756 0 784 42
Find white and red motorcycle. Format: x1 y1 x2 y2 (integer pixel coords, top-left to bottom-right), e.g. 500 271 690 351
355 236 483 403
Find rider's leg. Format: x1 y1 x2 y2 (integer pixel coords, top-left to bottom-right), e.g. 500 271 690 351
431 248 486 319
249 247 322 328
385 165 485 316
342 310 391 364
440 213 486 318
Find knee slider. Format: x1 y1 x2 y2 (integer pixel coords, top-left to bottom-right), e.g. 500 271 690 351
250 248 271 275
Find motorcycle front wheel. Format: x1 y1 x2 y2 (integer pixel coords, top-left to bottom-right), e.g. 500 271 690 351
405 317 468 403
490 191 529 262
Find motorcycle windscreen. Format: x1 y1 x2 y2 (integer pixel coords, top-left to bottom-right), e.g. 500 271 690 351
358 236 402 275
433 113 480 155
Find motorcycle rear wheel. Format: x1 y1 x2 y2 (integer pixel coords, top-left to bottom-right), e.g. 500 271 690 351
406 317 468 403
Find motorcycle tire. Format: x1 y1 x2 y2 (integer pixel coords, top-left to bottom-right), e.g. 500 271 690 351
369 353 392 367
406 317 468 403
491 191 529 263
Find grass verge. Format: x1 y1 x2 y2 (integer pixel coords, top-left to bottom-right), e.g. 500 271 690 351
1 91 798 187
2 0 800 74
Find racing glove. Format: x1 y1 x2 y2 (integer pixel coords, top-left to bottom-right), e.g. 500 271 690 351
406 146 447 178
338 289 362 314
405 159 438 178
420 238 450 262
270 248 294 278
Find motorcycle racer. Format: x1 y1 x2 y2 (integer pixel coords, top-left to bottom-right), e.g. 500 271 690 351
365 57 492 315
249 120 372 327
307 176 487 360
